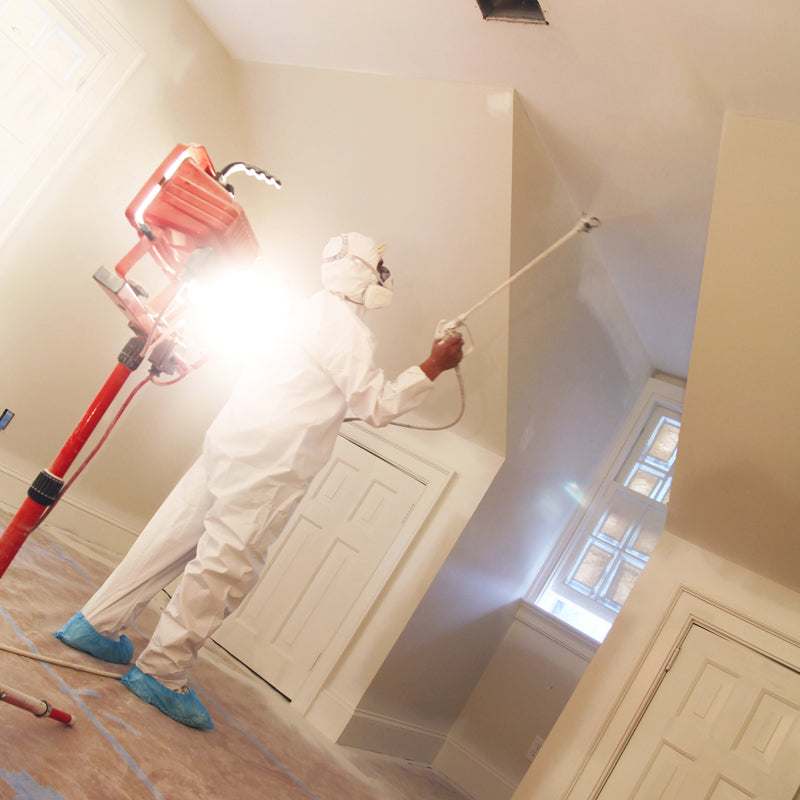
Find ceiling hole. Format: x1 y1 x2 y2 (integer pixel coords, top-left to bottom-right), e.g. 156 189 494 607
476 0 547 24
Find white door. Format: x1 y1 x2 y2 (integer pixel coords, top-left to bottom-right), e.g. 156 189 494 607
213 434 426 699
599 624 800 799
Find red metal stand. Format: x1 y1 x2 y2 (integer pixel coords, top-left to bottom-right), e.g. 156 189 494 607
0 143 262 578
0 358 139 578
0 143 270 723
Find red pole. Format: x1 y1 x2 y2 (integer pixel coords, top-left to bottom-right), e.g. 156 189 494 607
0 344 143 578
0 683 73 725
49 361 135 476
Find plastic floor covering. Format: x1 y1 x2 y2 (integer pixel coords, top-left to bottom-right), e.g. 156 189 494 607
0 516 474 800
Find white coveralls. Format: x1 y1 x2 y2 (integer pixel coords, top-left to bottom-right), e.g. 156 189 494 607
81 238 433 689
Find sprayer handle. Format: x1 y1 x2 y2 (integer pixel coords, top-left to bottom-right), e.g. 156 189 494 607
435 320 474 356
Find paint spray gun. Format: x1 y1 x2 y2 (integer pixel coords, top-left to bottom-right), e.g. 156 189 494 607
435 316 474 355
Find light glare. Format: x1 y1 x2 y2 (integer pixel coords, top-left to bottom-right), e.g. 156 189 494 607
188 268 292 361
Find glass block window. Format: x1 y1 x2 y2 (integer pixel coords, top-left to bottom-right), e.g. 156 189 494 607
532 379 684 642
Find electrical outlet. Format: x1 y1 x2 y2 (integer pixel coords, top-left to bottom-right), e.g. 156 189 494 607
526 735 545 760
0 409 14 431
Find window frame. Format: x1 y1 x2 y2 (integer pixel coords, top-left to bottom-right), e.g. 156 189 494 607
527 375 685 642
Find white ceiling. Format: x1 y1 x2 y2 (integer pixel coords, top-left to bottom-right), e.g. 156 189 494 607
184 0 800 380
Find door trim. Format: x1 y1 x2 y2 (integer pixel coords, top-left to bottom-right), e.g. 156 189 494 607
566 585 800 799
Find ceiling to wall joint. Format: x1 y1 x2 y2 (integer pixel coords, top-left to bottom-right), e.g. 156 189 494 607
476 0 547 24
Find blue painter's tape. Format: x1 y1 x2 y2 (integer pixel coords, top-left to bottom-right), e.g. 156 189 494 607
0 769 67 800
0 604 166 800
101 710 141 735
193 683 320 799
72 689 100 698
36 534 98 589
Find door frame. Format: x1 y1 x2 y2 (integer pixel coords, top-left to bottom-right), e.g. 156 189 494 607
290 421 453 714
564 579 800 799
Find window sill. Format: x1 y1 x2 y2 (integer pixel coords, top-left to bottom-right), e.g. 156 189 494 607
515 600 600 663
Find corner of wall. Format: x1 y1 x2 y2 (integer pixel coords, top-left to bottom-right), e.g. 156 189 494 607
435 737 517 800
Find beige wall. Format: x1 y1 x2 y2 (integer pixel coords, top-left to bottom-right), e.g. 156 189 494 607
422 96 649 796
437 607 595 799
0 0 247 550
667 113 800 592
231 61 513 456
0 22 514 550
511 113 800 799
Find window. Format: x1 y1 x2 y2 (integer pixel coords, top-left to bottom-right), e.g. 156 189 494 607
0 0 142 244
530 377 684 642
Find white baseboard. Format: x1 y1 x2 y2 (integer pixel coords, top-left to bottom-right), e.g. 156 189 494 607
0 461 138 557
302 687 359 742
434 736 517 800
334 702 449 764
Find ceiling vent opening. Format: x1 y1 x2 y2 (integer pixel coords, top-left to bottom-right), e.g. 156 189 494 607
476 0 547 24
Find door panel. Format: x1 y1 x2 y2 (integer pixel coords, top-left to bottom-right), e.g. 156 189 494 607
599 625 800 799
214 435 425 699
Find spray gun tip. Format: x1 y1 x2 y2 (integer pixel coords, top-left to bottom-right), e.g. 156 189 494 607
579 215 601 232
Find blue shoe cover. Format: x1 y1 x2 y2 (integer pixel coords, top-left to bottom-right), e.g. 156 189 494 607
121 666 214 730
54 612 134 665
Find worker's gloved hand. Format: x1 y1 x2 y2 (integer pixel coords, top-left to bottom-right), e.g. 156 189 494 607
420 333 464 381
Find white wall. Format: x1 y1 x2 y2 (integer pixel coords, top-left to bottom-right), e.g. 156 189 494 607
230 61 513 457
436 604 596 799
337 96 651 768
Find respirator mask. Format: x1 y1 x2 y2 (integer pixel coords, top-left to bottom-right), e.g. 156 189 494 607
361 259 393 310
321 233 393 309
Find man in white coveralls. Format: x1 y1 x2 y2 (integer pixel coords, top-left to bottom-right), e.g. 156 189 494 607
54 232 464 729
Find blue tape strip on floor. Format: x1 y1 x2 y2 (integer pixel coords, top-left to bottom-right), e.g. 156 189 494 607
0 769 67 800
37 534 98 589
6 533 319 799
101 710 141 735
194 683 321 799
0 604 167 800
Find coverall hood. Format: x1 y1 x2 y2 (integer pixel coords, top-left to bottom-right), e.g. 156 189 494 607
320 232 388 306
